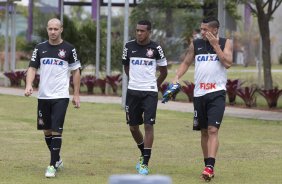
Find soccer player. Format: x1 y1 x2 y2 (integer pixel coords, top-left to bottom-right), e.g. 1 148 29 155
24 18 81 178
172 17 233 181
122 20 168 175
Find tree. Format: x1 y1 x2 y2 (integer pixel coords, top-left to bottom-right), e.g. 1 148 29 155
130 0 203 60
244 0 282 89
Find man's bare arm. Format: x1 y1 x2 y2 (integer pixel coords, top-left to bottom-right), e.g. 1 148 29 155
173 43 195 83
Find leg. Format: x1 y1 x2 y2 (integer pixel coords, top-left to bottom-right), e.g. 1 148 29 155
129 125 144 145
44 129 52 151
143 124 154 165
207 126 219 159
201 129 208 162
50 131 62 167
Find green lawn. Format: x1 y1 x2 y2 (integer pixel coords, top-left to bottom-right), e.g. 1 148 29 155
0 94 282 184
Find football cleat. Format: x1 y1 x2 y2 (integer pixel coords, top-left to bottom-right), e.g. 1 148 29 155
162 83 181 103
201 167 214 181
138 164 150 175
135 156 144 172
55 159 63 171
45 165 56 178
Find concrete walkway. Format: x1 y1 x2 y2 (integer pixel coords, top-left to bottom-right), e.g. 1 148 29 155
0 86 281 121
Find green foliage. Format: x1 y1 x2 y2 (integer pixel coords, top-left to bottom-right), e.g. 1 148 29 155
130 0 202 61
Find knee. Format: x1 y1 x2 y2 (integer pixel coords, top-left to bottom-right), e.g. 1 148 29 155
129 126 139 133
201 129 208 138
52 131 62 136
43 129 52 136
208 126 218 136
144 124 153 132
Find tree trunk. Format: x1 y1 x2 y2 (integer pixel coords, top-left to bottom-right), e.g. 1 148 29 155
165 8 173 38
256 4 273 90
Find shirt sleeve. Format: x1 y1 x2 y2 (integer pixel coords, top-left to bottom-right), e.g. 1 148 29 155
68 47 81 70
122 43 129 66
28 46 40 69
155 45 167 66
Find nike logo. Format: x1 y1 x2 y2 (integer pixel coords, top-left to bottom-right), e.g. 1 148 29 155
42 51 47 53
198 47 203 50
132 50 137 53
150 118 155 121
215 122 221 125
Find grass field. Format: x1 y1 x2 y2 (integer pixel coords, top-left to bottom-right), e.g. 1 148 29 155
0 94 282 184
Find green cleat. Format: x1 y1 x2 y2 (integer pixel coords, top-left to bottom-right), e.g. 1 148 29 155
138 164 150 175
135 156 144 172
45 165 56 178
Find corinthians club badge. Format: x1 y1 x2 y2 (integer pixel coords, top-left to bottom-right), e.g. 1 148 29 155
146 48 154 58
58 49 66 59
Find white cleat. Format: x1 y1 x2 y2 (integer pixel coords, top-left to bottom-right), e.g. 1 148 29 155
55 159 64 171
45 165 56 178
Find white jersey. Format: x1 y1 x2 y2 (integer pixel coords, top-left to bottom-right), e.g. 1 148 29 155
122 40 167 92
29 41 81 99
193 38 227 97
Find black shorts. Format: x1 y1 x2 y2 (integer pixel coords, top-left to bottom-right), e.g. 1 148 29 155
125 89 158 126
37 98 69 133
193 90 226 130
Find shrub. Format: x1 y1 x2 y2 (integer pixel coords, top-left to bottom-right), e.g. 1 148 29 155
226 79 244 105
181 80 194 102
258 87 282 108
236 86 257 108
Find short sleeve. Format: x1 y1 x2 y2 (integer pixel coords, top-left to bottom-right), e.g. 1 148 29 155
155 45 167 66
122 43 129 66
68 47 81 70
29 46 40 69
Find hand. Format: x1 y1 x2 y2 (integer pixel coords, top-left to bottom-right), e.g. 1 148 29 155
72 95 80 108
206 32 219 47
162 83 181 103
24 86 33 97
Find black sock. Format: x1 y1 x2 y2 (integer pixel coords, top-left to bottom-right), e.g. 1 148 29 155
50 135 62 167
45 135 52 152
137 142 144 156
204 158 208 166
206 157 215 170
143 148 151 166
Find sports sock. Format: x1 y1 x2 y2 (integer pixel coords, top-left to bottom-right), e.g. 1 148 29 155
137 142 144 156
142 148 151 166
45 135 52 152
204 158 208 166
206 157 215 170
50 135 62 167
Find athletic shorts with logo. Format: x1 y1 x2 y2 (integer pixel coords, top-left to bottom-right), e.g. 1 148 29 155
125 89 158 126
193 90 226 130
37 98 69 133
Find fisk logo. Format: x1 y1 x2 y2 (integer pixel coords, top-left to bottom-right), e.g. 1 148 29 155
200 83 216 90
42 58 63 66
156 46 165 59
72 48 79 62
196 54 219 62
31 48 38 61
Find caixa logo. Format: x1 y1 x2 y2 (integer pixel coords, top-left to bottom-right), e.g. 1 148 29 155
131 59 153 66
196 54 219 62
42 58 63 66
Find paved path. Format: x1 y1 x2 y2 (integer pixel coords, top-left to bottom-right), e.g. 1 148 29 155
0 86 281 121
